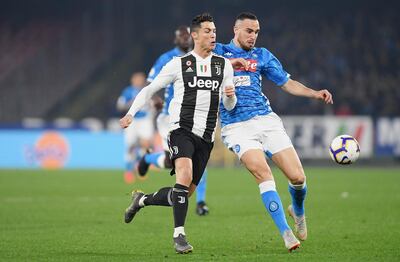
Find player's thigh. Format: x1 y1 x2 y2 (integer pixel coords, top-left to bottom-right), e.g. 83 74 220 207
157 113 170 151
191 139 213 186
260 113 293 157
241 149 274 183
136 118 154 140
124 124 138 147
221 123 262 159
271 147 305 184
168 128 196 185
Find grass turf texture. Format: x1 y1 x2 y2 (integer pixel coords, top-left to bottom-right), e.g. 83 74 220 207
1 167 400 261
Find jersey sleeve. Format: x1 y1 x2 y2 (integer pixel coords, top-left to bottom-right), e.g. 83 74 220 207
261 48 290 86
222 58 234 88
147 54 169 82
221 58 237 111
128 58 179 116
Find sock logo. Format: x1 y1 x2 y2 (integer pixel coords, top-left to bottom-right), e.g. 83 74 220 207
178 196 186 204
269 201 279 212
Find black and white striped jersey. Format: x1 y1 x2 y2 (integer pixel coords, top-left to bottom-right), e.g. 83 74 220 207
127 51 235 142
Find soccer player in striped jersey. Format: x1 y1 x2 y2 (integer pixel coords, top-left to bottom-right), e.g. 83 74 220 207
214 12 333 251
120 13 236 254
137 25 211 216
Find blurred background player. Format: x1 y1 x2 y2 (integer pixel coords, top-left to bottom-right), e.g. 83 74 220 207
137 25 210 216
116 72 155 183
214 12 333 251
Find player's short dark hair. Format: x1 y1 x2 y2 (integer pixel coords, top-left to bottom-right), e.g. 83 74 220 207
236 12 258 21
190 13 214 32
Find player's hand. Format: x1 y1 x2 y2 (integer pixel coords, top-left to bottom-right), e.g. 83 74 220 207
314 89 333 104
230 58 249 70
224 85 235 98
120 114 133 128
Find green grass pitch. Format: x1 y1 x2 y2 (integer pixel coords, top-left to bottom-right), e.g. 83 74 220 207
1 167 400 261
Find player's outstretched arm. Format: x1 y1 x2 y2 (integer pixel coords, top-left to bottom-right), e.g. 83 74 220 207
281 79 333 104
119 58 179 128
119 83 161 129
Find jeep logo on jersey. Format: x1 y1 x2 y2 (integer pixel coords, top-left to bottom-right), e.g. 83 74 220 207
188 76 220 91
235 59 258 72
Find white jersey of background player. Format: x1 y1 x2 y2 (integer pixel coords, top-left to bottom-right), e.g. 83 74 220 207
116 72 155 184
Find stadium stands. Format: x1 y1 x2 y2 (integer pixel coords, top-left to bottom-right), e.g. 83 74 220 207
0 1 398 123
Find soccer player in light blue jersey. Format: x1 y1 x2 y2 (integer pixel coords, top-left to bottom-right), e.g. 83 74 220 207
214 12 333 251
137 26 210 216
116 72 155 184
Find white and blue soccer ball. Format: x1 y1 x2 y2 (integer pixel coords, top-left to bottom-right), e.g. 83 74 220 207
329 135 360 165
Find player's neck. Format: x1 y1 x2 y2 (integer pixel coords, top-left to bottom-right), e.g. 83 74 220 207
192 46 211 59
233 38 249 51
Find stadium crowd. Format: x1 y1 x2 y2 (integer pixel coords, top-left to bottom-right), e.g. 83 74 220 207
0 1 398 122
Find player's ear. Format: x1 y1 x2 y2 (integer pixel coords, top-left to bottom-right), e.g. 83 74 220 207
191 31 198 41
233 25 239 35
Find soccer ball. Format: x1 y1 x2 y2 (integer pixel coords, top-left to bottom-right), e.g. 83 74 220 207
329 135 360 165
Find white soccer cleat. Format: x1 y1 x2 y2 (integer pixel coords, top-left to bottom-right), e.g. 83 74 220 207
282 229 300 252
288 204 308 241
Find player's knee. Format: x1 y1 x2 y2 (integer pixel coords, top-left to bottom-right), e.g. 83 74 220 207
175 166 193 185
289 167 306 185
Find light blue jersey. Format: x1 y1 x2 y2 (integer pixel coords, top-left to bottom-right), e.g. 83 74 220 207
147 47 185 115
214 41 290 127
120 86 147 118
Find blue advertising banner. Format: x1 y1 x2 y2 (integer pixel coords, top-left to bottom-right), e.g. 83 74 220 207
0 130 124 169
375 118 400 157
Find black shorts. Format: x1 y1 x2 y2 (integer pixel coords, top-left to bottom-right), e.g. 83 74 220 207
168 128 213 186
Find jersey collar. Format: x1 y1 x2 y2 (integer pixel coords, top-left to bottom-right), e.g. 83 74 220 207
191 50 213 61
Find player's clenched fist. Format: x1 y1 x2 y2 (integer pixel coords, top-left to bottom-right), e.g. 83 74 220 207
120 114 133 128
314 89 333 104
224 85 235 98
